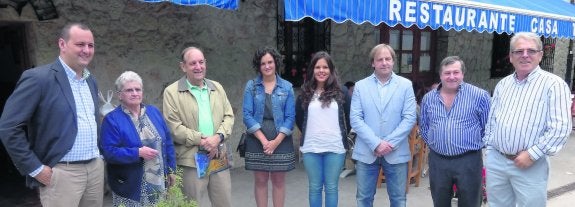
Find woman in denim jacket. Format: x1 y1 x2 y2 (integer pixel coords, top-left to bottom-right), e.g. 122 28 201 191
242 47 296 207
295 52 349 207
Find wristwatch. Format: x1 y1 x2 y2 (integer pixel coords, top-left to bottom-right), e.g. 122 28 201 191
217 133 224 143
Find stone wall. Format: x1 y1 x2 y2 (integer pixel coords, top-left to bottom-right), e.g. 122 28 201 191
330 26 512 95
443 31 573 94
2 0 574 166
553 38 572 83
445 30 501 94
0 0 281 163
1 0 281 103
330 21 378 83
1 0 382 164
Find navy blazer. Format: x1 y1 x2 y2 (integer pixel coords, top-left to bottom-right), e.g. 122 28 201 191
0 59 99 188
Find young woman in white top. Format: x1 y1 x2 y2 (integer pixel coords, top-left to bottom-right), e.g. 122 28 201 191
295 51 349 207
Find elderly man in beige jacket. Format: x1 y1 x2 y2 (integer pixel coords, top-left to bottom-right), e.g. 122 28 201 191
163 46 234 207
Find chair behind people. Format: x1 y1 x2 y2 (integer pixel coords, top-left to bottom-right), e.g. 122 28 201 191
376 125 426 193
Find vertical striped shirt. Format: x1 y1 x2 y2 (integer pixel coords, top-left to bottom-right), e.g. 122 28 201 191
420 82 491 156
484 67 572 161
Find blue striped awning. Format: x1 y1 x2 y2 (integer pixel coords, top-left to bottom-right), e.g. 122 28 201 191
140 0 238 10
284 0 575 39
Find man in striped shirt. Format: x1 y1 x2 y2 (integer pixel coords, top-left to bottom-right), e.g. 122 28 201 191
420 56 490 207
484 32 572 207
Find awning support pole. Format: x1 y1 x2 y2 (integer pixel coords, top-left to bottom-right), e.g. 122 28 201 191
566 41 573 88
568 0 575 90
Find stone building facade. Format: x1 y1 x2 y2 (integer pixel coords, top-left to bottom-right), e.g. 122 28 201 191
1 0 573 163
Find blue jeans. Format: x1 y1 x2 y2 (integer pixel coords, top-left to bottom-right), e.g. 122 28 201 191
356 158 407 207
303 152 345 207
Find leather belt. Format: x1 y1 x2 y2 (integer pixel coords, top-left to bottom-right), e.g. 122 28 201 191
432 149 481 160
58 158 96 165
497 151 517 160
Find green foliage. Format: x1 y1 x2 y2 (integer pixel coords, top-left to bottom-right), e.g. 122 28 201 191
155 169 198 207
114 169 196 207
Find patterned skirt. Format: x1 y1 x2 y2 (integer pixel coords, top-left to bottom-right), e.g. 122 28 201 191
244 129 295 172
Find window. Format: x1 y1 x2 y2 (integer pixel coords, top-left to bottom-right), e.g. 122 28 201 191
490 33 554 78
379 25 437 96
490 33 512 78
380 25 435 76
541 38 556 72
277 1 330 87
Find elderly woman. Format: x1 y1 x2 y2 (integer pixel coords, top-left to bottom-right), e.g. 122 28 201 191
100 71 176 206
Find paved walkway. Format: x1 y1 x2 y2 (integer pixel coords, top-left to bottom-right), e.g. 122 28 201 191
104 134 575 206
225 134 575 207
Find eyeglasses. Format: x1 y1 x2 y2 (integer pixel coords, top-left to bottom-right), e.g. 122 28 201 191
120 88 142 93
511 49 541 56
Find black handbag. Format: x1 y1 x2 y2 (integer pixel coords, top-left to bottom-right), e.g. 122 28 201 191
346 131 356 150
237 132 247 158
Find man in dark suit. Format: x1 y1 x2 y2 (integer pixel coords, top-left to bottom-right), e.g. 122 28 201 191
0 22 104 207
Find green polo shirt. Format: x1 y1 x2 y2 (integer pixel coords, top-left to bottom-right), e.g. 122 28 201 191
186 79 214 137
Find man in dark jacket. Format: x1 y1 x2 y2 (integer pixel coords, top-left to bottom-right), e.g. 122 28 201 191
0 22 103 207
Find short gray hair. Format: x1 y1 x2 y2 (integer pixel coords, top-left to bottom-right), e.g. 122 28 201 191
180 46 202 63
439 56 466 74
510 32 542 51
115 71 143 91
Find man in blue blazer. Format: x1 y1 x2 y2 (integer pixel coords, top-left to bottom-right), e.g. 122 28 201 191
350 44 417 207
0 23 104 207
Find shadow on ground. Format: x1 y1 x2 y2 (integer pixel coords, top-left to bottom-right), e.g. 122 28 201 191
0 173 40 207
